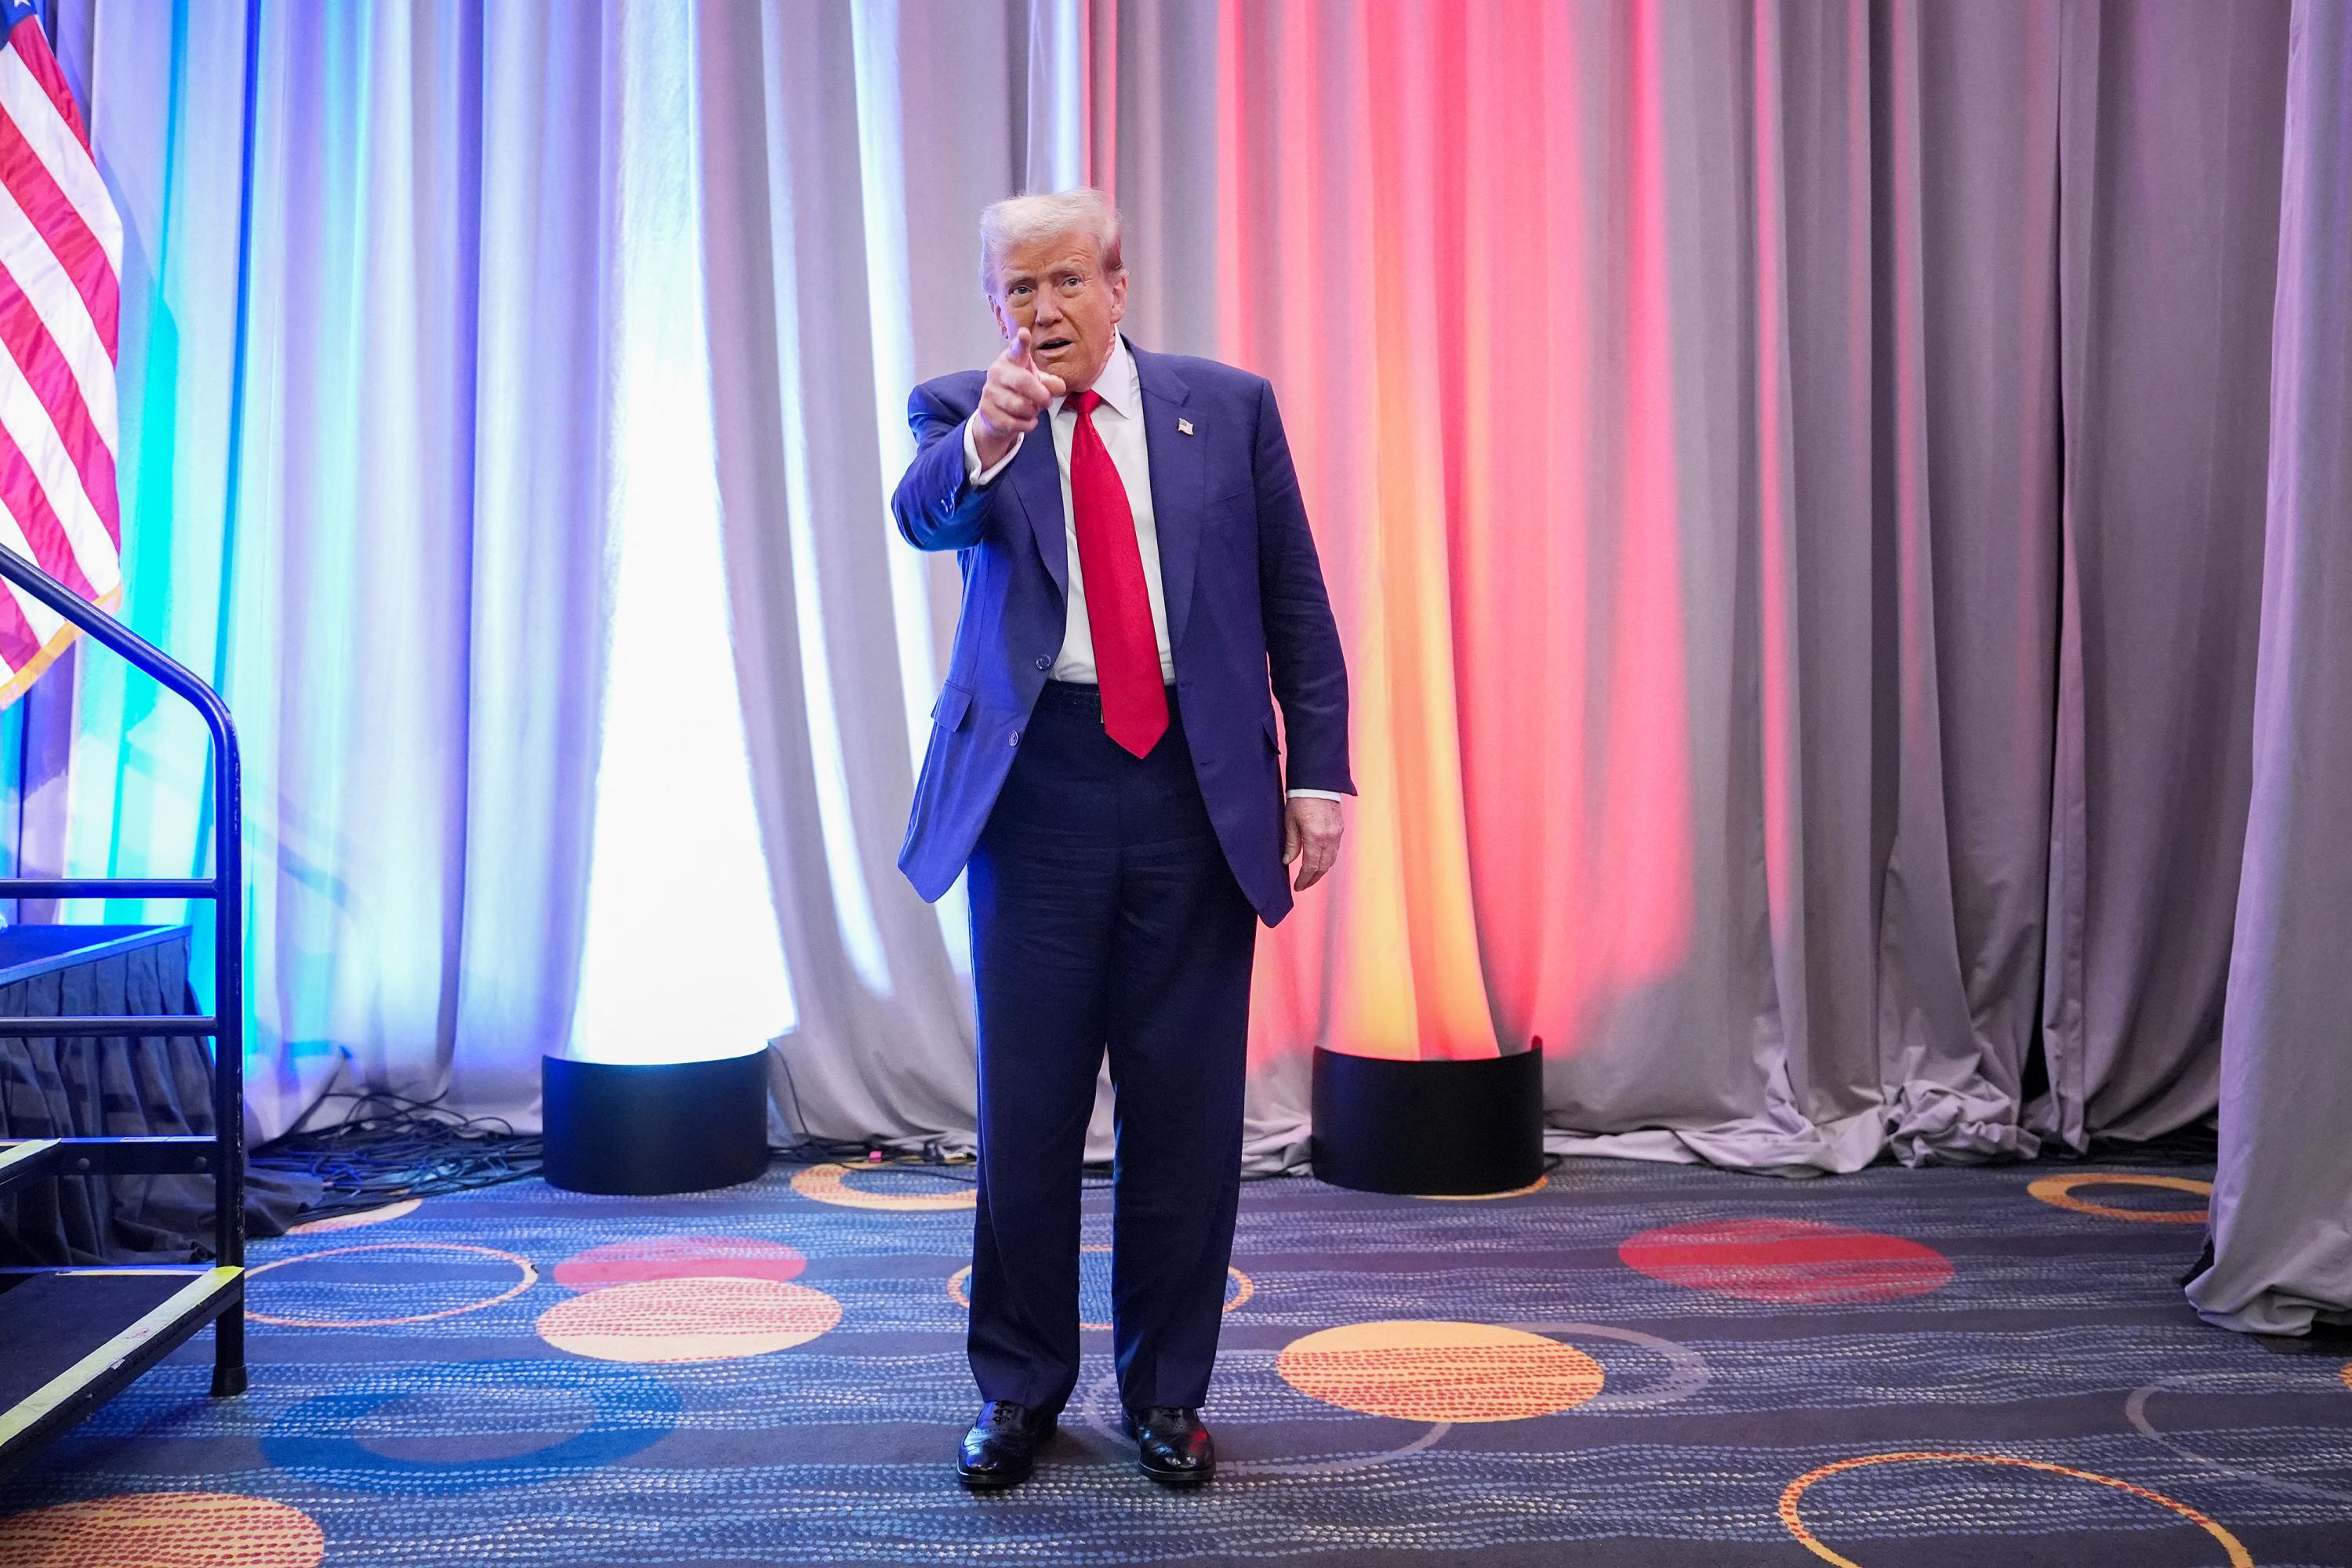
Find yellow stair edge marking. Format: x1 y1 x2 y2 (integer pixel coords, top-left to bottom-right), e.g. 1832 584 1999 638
0 1265 242 1448
0 1140 59 1178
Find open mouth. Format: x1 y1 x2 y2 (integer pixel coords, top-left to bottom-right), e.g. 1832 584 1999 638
1036 336 1074 354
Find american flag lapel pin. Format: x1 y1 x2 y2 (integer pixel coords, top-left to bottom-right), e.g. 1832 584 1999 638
1177 418 1194 436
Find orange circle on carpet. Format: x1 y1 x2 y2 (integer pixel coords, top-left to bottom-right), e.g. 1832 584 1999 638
246 1243 539 1327
2027 1172 2211 1224
1276 1320 1604 1421
1414 1174 1550 1201
536 1276 841 1362
789 1163 975 1211
1778 1450 2251 1567
553 1236 807 1290
0 1491 324 1568
287 1199 421 1235
1618 1218 1953 1305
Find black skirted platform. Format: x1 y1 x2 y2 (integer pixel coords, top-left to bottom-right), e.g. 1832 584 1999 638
0 925 309 1266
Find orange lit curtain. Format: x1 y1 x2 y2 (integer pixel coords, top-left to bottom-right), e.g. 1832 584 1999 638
710 0 2291 1177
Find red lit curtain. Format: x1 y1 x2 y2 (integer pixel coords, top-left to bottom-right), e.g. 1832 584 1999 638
710 0 2299 1178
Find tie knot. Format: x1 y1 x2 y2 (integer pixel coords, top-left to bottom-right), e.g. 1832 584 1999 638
1070 388 1104 418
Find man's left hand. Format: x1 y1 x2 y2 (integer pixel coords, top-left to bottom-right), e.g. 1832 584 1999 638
1283 797 1345 891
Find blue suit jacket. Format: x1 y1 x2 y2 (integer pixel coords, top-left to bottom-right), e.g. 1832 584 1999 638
891 339 1352 927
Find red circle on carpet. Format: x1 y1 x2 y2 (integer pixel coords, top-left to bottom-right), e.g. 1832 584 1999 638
1618 1218 1954 1305
552 1236 808 1290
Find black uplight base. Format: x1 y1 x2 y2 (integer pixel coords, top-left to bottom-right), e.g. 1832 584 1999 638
543 1051 769 1196
1309 1043 1545 1196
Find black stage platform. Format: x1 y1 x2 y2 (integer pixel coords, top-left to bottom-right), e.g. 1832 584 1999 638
0 923 246 1479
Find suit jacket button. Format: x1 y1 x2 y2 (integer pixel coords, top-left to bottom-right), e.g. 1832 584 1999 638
1008 730 1021 746
1034 655 1051 670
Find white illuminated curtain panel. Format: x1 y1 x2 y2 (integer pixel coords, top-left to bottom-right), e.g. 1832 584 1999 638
51 0 815 1138
568 2 793 1067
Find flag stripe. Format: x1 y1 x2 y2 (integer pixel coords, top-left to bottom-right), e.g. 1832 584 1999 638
0 337 115 592
0 260 118 551
0 179 115 456
0 107 115 357
0 492 67 642
2 18 86 153
0 10 122 705
0 47 118 276
0 418 91 599
0 572 41 669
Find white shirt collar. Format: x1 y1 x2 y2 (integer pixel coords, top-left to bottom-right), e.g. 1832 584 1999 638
1054 335 1138 423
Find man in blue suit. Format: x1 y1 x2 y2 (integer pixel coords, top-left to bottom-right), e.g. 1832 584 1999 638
891 189 1352 1489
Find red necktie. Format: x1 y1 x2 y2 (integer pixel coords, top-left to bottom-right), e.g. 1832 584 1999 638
1068 389 1168 757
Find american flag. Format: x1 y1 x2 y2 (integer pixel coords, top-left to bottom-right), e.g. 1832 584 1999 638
0 0 119 707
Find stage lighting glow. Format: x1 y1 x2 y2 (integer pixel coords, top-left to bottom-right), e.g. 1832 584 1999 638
568 2 791 1067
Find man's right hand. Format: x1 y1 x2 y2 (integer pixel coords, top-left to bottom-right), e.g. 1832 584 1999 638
971 328 1065 471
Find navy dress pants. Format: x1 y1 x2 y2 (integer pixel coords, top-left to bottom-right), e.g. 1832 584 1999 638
964 680 1258 1418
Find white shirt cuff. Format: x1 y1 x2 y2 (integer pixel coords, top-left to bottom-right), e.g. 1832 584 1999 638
1285 788 1345 801
964 416 1022 487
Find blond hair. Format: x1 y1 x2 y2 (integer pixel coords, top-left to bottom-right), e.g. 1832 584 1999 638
978 188 1125 297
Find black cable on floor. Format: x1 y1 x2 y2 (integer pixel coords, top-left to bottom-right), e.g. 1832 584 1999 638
251 1090 546 1224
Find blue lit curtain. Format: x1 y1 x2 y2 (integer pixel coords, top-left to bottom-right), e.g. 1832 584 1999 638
16 0 627 1138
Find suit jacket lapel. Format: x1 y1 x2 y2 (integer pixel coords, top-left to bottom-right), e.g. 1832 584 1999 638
1006 412 1067 597
1132 341 1205 659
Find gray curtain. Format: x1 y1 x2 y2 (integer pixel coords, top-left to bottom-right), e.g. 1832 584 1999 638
2185 0 2352 1337
698 2 2332 1243
695 1 1061 1157
2040 0 2288 1149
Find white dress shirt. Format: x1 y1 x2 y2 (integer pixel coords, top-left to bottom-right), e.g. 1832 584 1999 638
963 336 1341 803
964 336 1171 683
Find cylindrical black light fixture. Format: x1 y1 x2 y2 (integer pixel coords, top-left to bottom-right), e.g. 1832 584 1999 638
543 1050 769 1196
1309 1040 1545 1195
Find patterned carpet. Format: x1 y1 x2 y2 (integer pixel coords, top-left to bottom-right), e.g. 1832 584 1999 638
3 1153 2349 1567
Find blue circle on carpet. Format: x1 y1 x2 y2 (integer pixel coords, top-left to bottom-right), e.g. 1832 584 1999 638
261 1358 681 1494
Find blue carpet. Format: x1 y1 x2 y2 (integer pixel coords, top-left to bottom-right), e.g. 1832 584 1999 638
2 1155 2347 1566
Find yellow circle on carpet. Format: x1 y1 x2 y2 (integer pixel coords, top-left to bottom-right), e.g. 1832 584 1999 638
1414 1174 1550 1201
2027 1172 2210 1223
1276 1320 1603 1421
287 1199 421 1235
789 1163 975 1211
1778 1450 2250 1567
536 1276 841 1362
0 1491 324 1568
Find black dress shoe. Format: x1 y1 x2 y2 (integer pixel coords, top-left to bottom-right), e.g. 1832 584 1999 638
1122 1406 1214 1485
957 1400 1056 1489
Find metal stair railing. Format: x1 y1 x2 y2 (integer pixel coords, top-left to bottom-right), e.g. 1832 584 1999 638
0 540 247 1479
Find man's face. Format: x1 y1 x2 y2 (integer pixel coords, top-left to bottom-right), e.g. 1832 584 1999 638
989 230 1127 394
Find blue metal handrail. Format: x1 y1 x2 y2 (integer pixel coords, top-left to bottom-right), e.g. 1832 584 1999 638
0 542 245 1293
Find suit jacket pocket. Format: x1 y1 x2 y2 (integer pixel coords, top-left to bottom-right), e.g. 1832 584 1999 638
931 681 974 733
